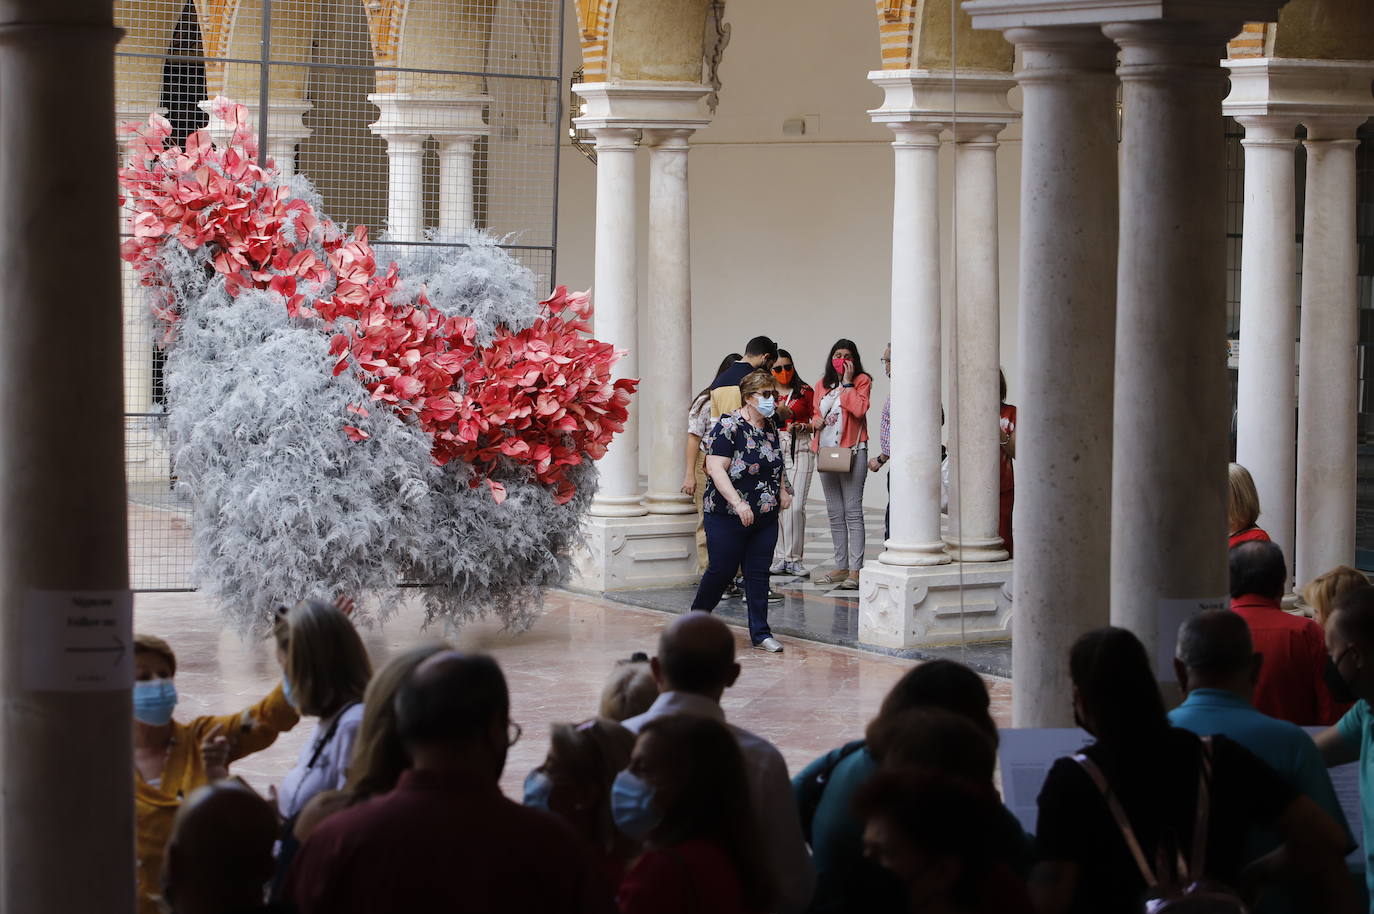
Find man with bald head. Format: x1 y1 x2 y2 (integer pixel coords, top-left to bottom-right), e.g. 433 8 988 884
161 781 283 914
1169 609 1351 896
285 651 614 914
623 612 815 912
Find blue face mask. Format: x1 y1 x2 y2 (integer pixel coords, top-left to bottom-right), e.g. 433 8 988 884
611 769 661 839
282 674 296 709
755 395 776 418
523 769 554 811
133 679 178 726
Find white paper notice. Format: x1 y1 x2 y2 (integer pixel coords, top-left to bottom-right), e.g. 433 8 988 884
1157 597 1230 683
23 590 134 692
1304 726 1366 868
997 727 1095 836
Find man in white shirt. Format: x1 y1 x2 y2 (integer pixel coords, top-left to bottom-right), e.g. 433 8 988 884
623 611 815 914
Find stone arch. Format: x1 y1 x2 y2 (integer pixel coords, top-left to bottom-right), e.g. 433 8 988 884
212 0 319 105
1229 0 1374 61
573 0 615 81
114 0 185 111
607 0 712 83
385 0 498 96
874 0 1012 72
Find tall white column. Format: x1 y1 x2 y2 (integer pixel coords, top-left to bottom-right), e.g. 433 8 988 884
1003 28 1119 726
438 136 478 235
1 2 134 910
382 135 426 243
881 122 951 566
116 105 162 459
1296 116 1365 587
1107 22 1237 662
199 99 312 177
1233 114 1299 586
946 120 1012 562
643 128 697 516
588 127 646 517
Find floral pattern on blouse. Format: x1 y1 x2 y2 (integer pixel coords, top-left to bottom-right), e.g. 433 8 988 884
701 411 785 517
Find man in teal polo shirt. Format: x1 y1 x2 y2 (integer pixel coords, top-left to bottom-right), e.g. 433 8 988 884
1171 610 1354 913
1317 584 1374 911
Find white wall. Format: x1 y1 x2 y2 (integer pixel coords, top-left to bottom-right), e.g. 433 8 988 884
556 0 1023 507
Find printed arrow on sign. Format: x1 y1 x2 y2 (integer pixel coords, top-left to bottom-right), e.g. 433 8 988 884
64 634 126 666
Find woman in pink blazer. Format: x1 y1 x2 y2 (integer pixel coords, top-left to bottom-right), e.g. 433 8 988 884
811 339 872 590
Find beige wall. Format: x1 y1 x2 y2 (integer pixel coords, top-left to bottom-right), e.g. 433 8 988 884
556 0 1024 508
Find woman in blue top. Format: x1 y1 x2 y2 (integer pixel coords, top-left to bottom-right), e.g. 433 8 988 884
694 369 792 653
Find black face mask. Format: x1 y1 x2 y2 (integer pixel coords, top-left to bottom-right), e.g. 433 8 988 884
1325 655 1359 705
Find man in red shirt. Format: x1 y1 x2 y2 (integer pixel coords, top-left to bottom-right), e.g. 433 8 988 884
1230 540 1341 726
285 651 615 914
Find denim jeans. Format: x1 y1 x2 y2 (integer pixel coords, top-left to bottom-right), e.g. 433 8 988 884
694 511 779 645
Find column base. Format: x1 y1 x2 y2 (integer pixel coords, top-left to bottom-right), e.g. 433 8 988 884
943 535 1009 563
878 538 952 566
644 491 695 515
567 514 700 593
858 559 1013 649
588 494 649 518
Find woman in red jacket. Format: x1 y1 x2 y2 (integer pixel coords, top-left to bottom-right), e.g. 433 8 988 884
770 349 816 577
811 339 873 590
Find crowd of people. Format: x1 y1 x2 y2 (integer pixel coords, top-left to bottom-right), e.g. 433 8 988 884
682 335 1016 652
132 421 1374 914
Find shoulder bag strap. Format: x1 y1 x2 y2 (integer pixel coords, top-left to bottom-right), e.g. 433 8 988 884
1073 753 1160 889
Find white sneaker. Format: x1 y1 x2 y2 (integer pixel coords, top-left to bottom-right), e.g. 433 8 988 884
754 637 784 653
769 562 790 576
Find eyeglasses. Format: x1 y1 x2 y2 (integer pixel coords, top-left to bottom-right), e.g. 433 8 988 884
771 365 793 373
507 721 523 747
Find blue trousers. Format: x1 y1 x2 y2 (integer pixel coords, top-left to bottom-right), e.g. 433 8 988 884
694 511 778 645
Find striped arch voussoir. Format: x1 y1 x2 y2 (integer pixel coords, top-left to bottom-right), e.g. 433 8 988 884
875 0 917 69
575 0 614 80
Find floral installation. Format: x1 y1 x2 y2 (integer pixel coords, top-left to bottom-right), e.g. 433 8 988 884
119 97 635 633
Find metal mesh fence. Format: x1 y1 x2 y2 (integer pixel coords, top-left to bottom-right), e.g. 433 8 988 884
116 0 564 589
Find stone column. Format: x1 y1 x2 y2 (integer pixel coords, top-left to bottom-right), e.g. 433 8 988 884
882 121 950 568
1106 22 1238 665
1296 114 1367 587
945 118 1013 562
116 105 164 467
1004 29 1119 726
369 94 431 244
432 96 492 238
438 137 478 235
1232 112 1299 586
0 2 134 910
643 128 697 517
587 126 646 518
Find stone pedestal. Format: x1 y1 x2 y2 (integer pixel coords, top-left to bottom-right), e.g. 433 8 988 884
860 561 1014 648
568 514 701 592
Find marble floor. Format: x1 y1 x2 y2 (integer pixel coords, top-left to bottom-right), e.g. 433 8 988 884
137 588 1012 800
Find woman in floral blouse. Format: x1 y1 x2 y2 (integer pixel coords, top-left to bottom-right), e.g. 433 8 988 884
693 369 792 652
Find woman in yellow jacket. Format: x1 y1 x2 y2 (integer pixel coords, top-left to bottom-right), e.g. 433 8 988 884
132 633 299 914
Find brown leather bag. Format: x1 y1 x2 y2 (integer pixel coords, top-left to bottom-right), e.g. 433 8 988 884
818 446 854 474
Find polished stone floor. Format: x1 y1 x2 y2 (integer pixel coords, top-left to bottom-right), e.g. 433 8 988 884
136 588 1012 799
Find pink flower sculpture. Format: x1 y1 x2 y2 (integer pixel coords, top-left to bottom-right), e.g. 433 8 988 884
118 98 636 505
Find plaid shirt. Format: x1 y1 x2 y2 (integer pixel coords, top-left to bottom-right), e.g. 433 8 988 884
880 396 890 458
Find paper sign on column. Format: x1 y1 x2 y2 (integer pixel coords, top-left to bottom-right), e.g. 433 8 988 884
1304 726 1366 869
997 727 1094 835
23 590 133 691
1157 597 1230 683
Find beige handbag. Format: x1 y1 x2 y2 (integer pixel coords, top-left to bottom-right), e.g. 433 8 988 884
818 446 855 474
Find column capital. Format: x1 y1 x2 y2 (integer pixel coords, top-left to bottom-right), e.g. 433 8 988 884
368 92 490 139
963 0 1283 31
1303 114 1374 142
641 127 696 148
588 126 642 151
1004 26 1118 82
868 69 1019 129
573 81 712 133
1232 114 1300 144
951 121 1011 144
887 121 946 146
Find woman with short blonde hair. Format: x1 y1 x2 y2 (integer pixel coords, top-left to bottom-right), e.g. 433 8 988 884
1303 565 1371 627
1227 462 1269 549
273 598 372 821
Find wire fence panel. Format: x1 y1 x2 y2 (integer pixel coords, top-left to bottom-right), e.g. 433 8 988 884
116 0 564 590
